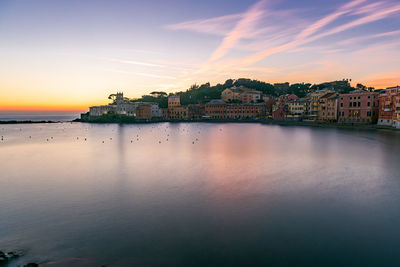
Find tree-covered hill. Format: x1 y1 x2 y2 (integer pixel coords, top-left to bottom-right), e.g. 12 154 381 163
132 78 363 107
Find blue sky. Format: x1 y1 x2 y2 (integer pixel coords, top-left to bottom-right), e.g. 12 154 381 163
0 0 399 110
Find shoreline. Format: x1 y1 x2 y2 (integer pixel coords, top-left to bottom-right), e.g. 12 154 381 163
0 120 60 124
78 118 400 132
1 119 398 132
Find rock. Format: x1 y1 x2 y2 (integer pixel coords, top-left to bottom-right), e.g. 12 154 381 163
20 263 39 267
5 251 19 259
0 250 22 265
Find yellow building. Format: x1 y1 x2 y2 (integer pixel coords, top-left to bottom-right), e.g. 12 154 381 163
221 87 243 102
307 90 334 121
168 94 188 119
287 98 310 121
318 92 338 122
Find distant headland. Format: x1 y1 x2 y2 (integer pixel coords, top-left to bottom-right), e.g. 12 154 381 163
77 78 400 130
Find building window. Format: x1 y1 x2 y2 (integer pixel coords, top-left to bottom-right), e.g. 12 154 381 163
367 102 370 106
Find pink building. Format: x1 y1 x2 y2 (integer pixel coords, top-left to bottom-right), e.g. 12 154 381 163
338 90 379 124
240 90 261 104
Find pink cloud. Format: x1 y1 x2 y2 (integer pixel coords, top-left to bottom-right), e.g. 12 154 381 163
208 0 268 62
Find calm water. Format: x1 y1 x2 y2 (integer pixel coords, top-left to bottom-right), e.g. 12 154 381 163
0 114 80 122
1 122 400 266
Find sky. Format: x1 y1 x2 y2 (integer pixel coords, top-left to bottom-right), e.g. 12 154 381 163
0 0 400 112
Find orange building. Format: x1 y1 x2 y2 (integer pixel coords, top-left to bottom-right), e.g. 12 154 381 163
168 95 180 107
205 100 226 119
378 87 399 126
205 100 265 119
135 104 152 119
168 106 189 119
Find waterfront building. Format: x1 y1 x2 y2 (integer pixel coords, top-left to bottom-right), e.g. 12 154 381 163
89 105 116 116
89 92 162 119
151 104 163 118
136 104 152 119
318 92 339 122
307 90 334 121
168 95 188 119
395 86 400 128
161 108 169 119
226 103 265 119
272 101 287 120
272 94 298 120
286 98 310 121
205 100 265 119
168 95 189 119
205 100 226 119
378 86 400 126
338 90 379 124
168 106 189 119
188 104 206 119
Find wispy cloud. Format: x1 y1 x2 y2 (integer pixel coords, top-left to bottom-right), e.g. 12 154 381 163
103 69 176 79
208 0 268 62
236 0 400 67
165 13 242 36
163 0 400 89
296 0 367 40
101 57 164 67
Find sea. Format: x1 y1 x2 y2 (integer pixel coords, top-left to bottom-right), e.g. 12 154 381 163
0 122 400 266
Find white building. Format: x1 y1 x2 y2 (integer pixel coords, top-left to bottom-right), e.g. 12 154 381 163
89 92 162 118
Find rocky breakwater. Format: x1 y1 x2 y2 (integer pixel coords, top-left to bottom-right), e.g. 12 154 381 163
0 250 38 266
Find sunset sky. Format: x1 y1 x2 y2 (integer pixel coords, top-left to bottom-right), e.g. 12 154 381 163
1 0 400 112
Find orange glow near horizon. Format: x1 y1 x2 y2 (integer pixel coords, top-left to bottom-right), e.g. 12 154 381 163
0 101 107 113
1 78 398 113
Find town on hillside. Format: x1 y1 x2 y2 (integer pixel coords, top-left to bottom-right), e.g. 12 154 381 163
82 79 400 129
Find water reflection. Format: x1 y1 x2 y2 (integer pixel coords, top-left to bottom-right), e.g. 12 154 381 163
0 122 400 266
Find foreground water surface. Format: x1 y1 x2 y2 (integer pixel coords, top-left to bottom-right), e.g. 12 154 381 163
1 122 400 266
